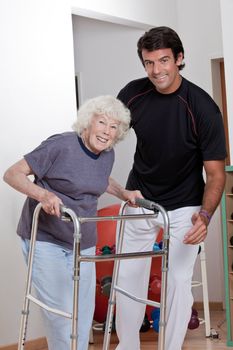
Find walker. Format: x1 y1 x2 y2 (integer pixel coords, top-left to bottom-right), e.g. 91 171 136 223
18 198 170 350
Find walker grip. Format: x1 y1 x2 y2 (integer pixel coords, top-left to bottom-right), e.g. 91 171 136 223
135 198 157 210
60 204 71 221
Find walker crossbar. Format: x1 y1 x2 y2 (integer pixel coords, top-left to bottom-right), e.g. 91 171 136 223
113 285 161 308
81 250 165 262
18 199 169 350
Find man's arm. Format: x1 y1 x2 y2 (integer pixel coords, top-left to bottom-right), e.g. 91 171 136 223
106 177 143 205
183 159 226 244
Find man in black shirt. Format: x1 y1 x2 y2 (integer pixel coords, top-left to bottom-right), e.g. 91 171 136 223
114 26 226 350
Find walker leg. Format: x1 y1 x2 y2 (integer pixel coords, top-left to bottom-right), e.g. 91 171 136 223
89 327 94 344
103 218 126 350
199 242 211 337
18 205 41 349
18 299 30 350
157 259 168 350
70 224 82 350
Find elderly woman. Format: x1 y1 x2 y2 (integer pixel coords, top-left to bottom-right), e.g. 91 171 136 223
3 95 141 350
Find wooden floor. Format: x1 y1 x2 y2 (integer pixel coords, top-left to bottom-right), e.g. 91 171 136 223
40 310 230 350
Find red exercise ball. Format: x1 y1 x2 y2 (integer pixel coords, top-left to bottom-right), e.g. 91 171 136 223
149 274 162 295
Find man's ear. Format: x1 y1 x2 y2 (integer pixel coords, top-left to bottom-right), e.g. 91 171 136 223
176 52 184 67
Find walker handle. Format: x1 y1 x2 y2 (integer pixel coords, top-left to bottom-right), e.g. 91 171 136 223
60 204 71 221
135 198 157 211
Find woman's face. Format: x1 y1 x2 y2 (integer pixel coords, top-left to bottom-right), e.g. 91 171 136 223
81 114 120 154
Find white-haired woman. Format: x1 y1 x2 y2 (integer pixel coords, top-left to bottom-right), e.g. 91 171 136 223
3 95 142 350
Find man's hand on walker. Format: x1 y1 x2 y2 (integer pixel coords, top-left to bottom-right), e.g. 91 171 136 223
122 189 144 207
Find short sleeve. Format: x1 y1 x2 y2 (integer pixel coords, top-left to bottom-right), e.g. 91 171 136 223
24 134 62 179
198 107 227 160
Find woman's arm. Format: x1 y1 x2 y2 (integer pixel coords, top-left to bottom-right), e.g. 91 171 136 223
3 158 62 216
106 177 143 205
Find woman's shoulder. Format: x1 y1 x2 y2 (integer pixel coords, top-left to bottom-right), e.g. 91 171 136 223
46 131 76 142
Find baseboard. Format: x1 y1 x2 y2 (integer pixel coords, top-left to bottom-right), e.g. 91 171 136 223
193 301 224 311
0 337 47 350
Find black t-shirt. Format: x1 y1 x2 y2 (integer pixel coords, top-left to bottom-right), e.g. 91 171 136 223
118 77 227 210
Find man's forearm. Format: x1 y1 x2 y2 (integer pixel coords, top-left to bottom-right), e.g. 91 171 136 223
201 170 226 217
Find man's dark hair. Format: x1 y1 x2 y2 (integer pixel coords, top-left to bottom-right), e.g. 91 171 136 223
137 26 185 70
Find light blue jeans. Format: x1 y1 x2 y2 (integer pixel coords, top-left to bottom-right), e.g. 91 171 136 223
21 239 96 350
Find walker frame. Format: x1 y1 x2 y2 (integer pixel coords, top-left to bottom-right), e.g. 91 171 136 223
18 198 170 350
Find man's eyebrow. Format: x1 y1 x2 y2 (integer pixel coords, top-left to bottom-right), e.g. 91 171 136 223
159 55 170 60
143 55 171 63
143 59 153 63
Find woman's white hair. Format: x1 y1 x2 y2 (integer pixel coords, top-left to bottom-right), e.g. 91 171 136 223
72 95 131 147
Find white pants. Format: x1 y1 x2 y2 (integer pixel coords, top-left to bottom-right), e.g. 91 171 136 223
115 205 200 350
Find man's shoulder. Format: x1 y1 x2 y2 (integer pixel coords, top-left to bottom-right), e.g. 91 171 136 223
118 77 153 105
182 78 215 103
123 77 151 89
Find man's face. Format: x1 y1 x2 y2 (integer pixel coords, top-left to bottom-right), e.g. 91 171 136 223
142 48 183 94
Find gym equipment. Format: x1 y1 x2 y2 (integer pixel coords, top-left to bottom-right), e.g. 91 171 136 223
151 308 160 333
188 314 200 330
140 313 151 332
110 244 116 254
153 242 160 251
100 276 112 297
149 274 162 295
188 308 200 330
96 247 102 256
18 198 170 350
191 308 198 317
230 236 233 246
101 245 112 255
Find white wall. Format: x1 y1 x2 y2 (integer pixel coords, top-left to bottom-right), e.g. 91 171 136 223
0 0 77 345
71 0 177 29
